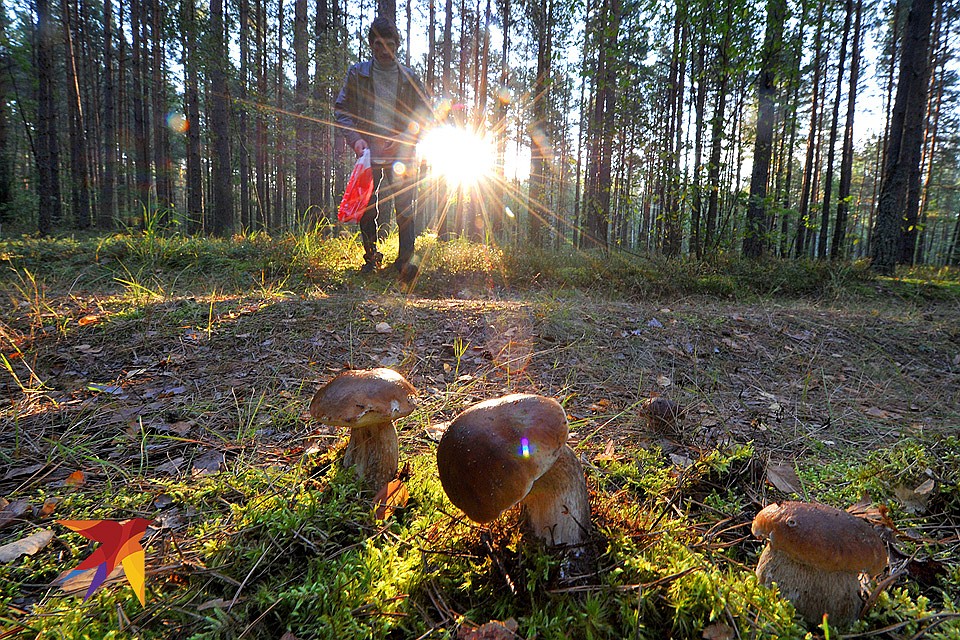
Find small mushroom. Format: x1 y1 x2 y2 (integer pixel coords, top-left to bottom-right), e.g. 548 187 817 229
638 396 685 433
309 368 416 490
752 501 887 628
436 393 590 546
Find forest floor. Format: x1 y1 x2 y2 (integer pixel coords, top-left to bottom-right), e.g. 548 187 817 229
1 234 959 639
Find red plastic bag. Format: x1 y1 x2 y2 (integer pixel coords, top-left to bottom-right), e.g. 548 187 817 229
338 149 373 223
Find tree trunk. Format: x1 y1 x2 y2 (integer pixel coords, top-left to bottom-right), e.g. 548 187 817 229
151 0 172 210
690 14 707 258
744 0 786 258
795 0 825 257
238 0 251 229
183 0 203 233
35 0 61 234
256 0 269 228
817 0 851 259
527 0 550 247
871 0 935 274
62 0 91 229
915 0 946 264
588 0 620 250
832 0 863 259
427 0 436 89
275 0 286 229
311 0 328 223
294 0 310 222
130 0 151 216
378 0 396 23
0 12 11 223
208 0 233 236
99 0 116 229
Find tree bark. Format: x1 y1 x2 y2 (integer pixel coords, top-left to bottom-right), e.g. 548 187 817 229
35 0 61 234
151 0 172 210
238 0 251 229
795 0 825 257
527 0 551 247
832 0 863 259
130 0 152 217
744 0 786 258
62 0 91 229
817 0 851 258
871 0 935 274
183 0 203 232
99 0 116 229
208 0 233 236
294 0 310 222
256 0 269 228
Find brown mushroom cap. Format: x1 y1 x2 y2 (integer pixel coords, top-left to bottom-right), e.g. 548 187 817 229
752 501 886 576
309 368 416 427
437 394 569 523
639 397 685 432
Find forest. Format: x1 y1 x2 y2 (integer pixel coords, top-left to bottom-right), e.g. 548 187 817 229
0 0 957 272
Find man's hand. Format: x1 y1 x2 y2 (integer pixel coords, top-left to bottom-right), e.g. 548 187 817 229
354 139 369 156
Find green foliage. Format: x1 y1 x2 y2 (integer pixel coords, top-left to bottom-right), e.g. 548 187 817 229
1 233 958 639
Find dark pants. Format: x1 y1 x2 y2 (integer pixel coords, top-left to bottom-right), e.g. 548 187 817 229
360 164 416 266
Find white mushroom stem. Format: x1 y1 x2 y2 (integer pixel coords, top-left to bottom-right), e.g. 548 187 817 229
756 545 865 627
342 420 399 490
520 445 591 546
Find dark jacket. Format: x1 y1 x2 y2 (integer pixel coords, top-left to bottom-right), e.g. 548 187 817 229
334 60 432 160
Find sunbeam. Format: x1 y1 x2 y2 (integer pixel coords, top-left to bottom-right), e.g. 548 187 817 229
418 126 496 188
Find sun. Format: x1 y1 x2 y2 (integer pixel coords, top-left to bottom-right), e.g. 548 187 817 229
418 126 496 187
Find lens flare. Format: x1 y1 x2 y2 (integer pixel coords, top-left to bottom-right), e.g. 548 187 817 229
519 437 531 458
167 113 189 134
418 126 495 187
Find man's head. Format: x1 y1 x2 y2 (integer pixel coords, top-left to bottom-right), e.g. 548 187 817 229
368 16 400 65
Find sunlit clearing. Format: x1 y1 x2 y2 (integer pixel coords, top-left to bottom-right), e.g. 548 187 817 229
418 126 496 187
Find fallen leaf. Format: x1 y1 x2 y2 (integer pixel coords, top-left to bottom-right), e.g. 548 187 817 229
669 453 694 468
192 451 225 476
39 498 59 517
65 470 86 488
0 529 54 563
197 598 231 611
864 406 889 418
374 479 409 520
2 464 45 481
765 461 803 495
375 322 393 334
169 420 194 436
702 622 735 640
424 422 449 442
75 344 103 354
894 484 929 513
594 440 617 462
154 457 185 477
77 314 100 326
0 499 31 530
914 478 936 496
656 375 672 388
54 564 125 595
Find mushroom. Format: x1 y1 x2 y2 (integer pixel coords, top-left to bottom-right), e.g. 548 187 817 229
638 396 685 433
752 501 887 628
309 368 416 490
436 394 590 546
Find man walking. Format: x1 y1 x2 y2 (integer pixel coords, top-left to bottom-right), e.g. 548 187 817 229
335 17 432 282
